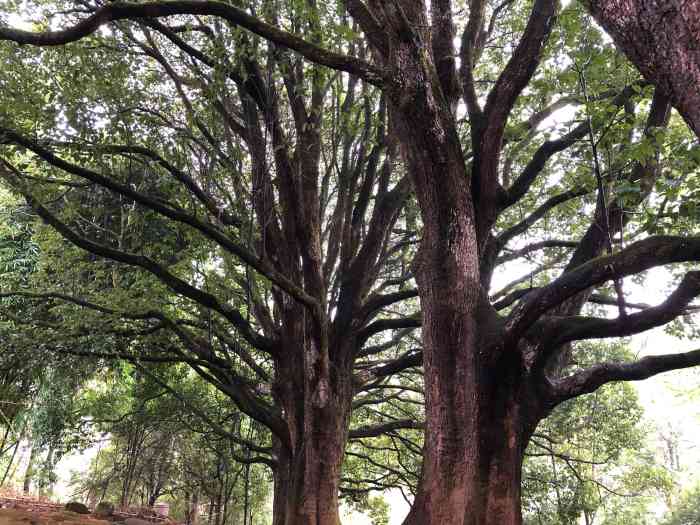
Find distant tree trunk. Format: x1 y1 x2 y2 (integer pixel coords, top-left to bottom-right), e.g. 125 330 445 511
38 445 54 497
0 440 20 486
242 464 249 525
23 445 37 494
185 491 199 525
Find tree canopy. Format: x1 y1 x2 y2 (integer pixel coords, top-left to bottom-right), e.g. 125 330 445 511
0 0 699 524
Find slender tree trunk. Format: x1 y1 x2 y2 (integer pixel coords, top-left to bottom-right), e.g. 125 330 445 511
23 445 37 494
0 440 20 486
188 492 199 525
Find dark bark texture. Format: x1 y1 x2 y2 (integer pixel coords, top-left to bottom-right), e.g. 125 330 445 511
587 0 700 138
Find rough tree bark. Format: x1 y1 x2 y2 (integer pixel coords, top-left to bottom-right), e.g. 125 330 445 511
585 0 700 138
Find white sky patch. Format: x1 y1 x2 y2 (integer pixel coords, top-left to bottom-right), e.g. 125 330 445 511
6 12 33 31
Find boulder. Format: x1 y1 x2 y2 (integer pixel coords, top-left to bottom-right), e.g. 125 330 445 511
94 502 115 518
64 502 90 515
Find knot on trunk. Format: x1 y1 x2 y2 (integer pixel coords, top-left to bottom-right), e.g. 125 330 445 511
312 376 329 408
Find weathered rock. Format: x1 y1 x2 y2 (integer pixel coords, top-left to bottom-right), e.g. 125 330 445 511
64 502 90 515
93 502 114 518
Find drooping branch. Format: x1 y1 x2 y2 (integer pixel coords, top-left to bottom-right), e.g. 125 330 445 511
133 362 282 460
0 1 383 85
76 142 242 227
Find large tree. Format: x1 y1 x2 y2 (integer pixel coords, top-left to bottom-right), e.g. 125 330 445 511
0 2 421 524
1 1 700 525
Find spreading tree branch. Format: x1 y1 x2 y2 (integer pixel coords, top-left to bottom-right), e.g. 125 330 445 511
0 1 383 85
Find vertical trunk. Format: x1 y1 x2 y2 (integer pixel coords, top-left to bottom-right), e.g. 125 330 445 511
390 73 540 522
23 445 37 494
271 394 351 525
404 351 538 525
243 463 250 525
188 492 199 525
271 342 353 525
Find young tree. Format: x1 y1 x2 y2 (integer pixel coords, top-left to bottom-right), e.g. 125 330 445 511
2 2 700 525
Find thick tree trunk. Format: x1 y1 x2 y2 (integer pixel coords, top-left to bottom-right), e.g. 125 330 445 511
402 322 538 525
271 329 353 525
273 410 348 525
404 257 536 525
390 59 541 521
405 412 531 525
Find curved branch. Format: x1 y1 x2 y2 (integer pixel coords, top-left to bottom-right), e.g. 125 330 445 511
0 131 320 314
505 235 700 343
0 1 383 85
551 347 700 404
500 122 590 210
542 271 700 347
497 239 579 265
7 187 274 354
356 349 423 384
356 314 422 348
500 83 644 211
359 288 419 323
497 187 588 247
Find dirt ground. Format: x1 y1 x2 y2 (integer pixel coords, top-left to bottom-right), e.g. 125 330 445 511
0 508 111 525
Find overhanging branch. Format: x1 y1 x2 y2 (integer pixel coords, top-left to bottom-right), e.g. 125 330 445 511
505 235 700 343
551 348 700 404
0 1 383 85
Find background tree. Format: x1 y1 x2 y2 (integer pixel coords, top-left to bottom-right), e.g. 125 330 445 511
0 3 423 523
70 365 272 525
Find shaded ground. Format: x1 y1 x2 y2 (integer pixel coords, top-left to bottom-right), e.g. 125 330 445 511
0 508 110 525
